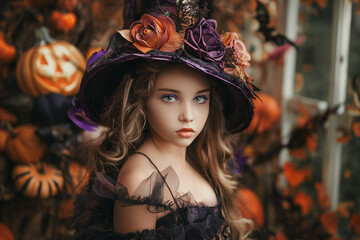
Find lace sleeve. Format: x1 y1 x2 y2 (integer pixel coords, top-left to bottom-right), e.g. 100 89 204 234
93 166 198 212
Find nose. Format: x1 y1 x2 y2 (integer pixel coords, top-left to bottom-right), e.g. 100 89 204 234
179 102 194 123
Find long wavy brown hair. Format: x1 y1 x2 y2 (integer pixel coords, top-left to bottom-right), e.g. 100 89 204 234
80 60 253 239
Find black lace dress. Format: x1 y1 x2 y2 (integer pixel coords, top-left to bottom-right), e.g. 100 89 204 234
73 153 231 240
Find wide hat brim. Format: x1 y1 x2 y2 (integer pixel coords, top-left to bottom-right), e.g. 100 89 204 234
72 33 255 133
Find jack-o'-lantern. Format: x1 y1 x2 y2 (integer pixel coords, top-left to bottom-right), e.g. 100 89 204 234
237 188 264 228
5 124 47 164
12 162 64 198
16 27 86 97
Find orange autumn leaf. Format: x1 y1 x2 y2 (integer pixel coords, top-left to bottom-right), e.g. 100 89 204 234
294 191 313 216
315 182 330 208
306 133 318 152
352 122 360 137
276 232 288 240
337 128 351 144
343 169 351 179
315 0 327 8
289 148 307 160
349 214 360 235
337 201 355 218
283 161 311 188
337 135 351 144
320 212 339 235
297 105 310 127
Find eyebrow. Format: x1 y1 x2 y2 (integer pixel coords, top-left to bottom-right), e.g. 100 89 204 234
158 88 210 94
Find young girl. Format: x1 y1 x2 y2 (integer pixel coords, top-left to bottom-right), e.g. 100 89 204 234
70 13 255 240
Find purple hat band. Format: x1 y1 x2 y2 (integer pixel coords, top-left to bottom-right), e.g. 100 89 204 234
69 32 255 133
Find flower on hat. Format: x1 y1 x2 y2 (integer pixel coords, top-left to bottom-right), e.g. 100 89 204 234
221 32 251 69
184 18 226 68
119 14 183 53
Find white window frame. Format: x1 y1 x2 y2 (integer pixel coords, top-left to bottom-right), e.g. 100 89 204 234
280 0 353 210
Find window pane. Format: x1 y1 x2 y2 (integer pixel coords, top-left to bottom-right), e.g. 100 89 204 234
295 1 334 101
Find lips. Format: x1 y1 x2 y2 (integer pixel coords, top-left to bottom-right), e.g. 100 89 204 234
176 128 194 138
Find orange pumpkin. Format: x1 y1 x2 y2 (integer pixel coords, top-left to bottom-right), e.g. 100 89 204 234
0 223 14 240
5 124 47 164
66 162 90 194
51 10 77 32
0 32 16 64
12 162 64 198
237 188 264 227
246 92 281 133
16 28 86 97
0 107 18 124
58 199 74 219
0 129 10 152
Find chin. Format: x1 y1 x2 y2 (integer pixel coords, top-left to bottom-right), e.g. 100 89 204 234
173 138 196 148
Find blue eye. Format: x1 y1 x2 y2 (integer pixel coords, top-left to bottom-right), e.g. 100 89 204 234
194 95 208 104
161 95 177 103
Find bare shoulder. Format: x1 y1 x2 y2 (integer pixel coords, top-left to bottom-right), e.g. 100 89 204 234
117 153 156 196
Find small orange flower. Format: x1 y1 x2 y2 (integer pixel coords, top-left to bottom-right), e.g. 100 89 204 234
283 161 311 188
120 14 183 53
320 212 339 235
294 191 312 216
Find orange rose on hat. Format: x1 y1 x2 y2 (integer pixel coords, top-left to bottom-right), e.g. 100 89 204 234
119 14 183 53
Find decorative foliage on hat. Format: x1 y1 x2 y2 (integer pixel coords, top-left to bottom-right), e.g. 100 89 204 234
115 12 252 84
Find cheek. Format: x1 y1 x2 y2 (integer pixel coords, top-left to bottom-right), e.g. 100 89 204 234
146 101 174 129
196 105 210 127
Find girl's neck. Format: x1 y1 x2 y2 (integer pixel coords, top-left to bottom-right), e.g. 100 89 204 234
140 137 187 167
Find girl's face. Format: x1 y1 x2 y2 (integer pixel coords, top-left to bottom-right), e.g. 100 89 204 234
146 66 210 148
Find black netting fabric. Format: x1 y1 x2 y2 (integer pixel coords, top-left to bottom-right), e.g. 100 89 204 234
73 166 230 240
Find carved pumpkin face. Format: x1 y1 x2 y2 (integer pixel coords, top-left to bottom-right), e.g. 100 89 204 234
16 40 86 97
